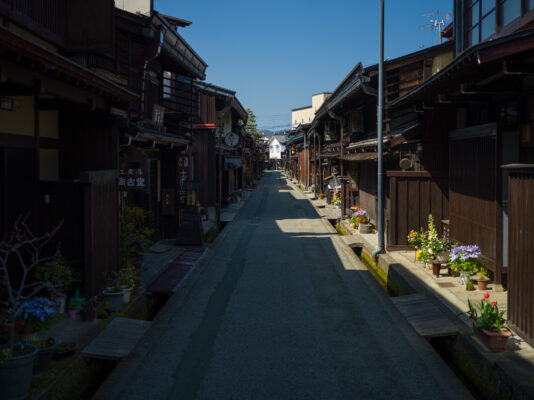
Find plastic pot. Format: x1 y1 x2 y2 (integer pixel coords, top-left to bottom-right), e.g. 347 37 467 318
33 338 56 373
0 343 38 400
102 289 125 312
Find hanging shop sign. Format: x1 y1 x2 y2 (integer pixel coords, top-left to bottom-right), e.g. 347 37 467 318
177 154 191 205
224 132 239 147
119 167 145 191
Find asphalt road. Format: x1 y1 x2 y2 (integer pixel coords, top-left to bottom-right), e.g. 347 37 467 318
95 171 471 400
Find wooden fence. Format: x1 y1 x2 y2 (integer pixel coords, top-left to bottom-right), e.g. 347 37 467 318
386 170 449 250
506 165 534 346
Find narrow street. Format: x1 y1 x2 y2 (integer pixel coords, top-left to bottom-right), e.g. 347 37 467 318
96 171 471 400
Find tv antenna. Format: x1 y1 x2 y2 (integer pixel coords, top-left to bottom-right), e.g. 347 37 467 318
420 10 450 45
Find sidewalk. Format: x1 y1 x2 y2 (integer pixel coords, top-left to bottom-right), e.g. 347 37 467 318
293 178 534 399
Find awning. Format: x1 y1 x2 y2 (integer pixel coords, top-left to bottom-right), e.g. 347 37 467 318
347 122 421 150
128 122 190 146
224 157 243 170
343 152 378 161
320 152 340 159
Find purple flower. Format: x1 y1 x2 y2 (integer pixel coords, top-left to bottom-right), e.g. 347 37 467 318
356 210 367 217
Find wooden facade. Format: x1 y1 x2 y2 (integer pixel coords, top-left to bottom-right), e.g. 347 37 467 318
506 166 534 346
387 171 449 251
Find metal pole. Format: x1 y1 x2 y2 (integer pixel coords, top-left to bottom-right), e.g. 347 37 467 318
374 0 385 259
314 133 318 199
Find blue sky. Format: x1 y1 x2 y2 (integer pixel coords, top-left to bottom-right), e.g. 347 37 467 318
158 0 452 131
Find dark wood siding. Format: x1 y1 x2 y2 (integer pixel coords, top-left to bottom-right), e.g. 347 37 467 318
82 170 119 296
449 124 498 273
387 171 449 249
0 0 67 45
507 168 534 346
359 162 377 223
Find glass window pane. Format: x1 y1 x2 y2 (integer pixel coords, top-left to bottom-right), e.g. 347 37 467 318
530 0 534 10
472 3 480 25
481 0 495 16
502 0 522 26
471 25 480 45
481 12 496 40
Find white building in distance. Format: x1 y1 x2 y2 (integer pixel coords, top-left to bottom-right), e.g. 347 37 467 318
291 92 331 129
268 135 287 160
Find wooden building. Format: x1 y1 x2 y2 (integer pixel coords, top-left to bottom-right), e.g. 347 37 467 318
386 0 534 344
309 43 454 221
0 2 137 295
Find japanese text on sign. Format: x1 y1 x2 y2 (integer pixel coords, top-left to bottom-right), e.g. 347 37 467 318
119 168 145 190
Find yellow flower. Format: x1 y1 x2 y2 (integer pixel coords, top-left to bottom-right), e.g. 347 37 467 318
416 250 423 261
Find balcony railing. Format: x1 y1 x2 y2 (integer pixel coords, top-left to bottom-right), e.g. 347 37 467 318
0 0 67 45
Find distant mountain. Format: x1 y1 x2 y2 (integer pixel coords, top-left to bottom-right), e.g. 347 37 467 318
259 129 274 136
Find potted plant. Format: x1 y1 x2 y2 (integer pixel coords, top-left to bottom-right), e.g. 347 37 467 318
319 193 325 200
477 267 490 291
26 335 56 373
80 296 98 322
466 293 511 352
0 216 62 400
102 272 125 312
67 298 78 320
355 210 372 233
449 244 482 287
119 267 135 304
34 253 75 314
120 206 153 271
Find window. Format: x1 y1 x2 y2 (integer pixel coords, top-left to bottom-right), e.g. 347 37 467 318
469 0 496 45
163 71 171 99
501 0 522 25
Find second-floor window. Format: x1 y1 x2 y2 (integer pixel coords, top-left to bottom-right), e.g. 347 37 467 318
163 71 172 99
467 0 533 47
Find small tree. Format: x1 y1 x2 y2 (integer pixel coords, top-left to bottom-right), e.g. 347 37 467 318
0 215 62 351
245 108 261 139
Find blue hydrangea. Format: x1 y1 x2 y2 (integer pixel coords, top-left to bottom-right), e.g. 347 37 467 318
15 297 56 322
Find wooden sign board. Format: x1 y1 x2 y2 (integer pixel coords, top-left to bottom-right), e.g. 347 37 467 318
161 190 175 216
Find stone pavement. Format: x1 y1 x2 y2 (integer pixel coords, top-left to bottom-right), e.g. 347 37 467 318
94 171 471 400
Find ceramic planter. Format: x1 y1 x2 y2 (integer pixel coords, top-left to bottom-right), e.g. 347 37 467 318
33 338 56 373
121 286 134 304
102 289 125 312
0 343 38 400
432 261 442 278
472 322 512 352
477 279 488 290
358 223 372 234
448 268 458 277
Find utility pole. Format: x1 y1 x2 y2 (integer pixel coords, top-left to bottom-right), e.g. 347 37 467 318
374 0 385 259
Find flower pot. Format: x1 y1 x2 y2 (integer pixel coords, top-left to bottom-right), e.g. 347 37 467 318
121 286 133 304
0 343 38 400
436 252 449 263
478 328 512 352
68 309 77 320
448 268 457 277
432 261 441 278
80 310 96 322
477 280 488 291
33 338 56 373
358 223 372 234
102 289 125 312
